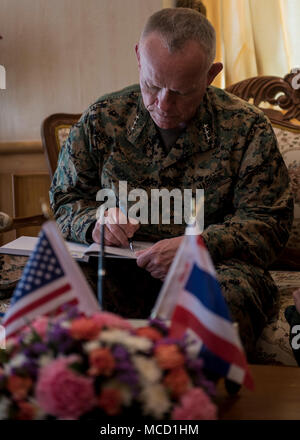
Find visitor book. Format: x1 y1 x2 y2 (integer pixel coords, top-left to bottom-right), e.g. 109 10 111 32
0 236 153 262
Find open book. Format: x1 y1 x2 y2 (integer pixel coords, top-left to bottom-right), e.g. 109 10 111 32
0 236 154 262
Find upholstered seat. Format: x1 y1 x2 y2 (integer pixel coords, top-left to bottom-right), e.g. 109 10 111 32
226 70 300 365
225 71 300 265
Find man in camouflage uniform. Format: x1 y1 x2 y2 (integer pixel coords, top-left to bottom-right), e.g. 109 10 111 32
50 8 293 358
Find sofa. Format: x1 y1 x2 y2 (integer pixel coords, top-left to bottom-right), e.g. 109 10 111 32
226 70 300 366
1 71 300 366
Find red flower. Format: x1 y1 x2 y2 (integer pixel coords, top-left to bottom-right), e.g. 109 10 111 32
6 375 32 401
135 326 163 342
70 317 102 340
98 388 122 415
88 347 115 376
154 344 185 369
164 367 190 397
16 401 36 420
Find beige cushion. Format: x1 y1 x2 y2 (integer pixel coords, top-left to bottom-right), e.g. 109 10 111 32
56 126 72 151
254 270 300 366
274 126 300 251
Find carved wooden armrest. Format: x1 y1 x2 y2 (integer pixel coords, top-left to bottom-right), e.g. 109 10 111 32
0 212 45 232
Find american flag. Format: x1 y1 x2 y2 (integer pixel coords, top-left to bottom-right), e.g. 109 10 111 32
1 221 100 338
152 226 254 390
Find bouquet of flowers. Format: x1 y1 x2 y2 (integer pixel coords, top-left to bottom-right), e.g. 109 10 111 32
0 307 217 420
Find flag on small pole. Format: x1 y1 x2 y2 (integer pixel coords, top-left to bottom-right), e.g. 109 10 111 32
1 221 100 338
97 221 106 307
152 220 254 390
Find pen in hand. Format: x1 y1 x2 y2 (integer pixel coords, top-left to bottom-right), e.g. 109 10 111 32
129 237 135 253
115 193 138 253
127 207 140 253
116 195 135 252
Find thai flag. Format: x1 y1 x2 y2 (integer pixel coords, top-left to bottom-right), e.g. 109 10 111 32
152 227 254 390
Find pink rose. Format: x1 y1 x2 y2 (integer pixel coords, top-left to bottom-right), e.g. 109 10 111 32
172 388 217 420
36 356 96 419
24 316 49 338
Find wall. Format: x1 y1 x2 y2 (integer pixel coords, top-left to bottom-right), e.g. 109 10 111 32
0 0 174 245
0 0 167 141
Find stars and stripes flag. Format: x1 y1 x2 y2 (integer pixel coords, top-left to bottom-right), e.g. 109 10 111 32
152 225 254 390
1 221 100 338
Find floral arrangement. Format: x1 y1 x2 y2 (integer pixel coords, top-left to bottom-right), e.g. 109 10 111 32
0 307 217 420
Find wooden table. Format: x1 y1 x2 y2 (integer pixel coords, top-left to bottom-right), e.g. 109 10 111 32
217 364 300 420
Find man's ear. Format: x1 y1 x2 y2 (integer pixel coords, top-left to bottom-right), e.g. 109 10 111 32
135 44 141 69
206 62 223 86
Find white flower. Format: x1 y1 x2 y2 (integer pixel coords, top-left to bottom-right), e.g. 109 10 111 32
10 353 27 367
4 353 26 374
132 355 162 384
38 354 54 367
22 331 34 345
0 396 10 420
139 384 171 419
99 329 152 353
83 340 101 353
98 329 127 345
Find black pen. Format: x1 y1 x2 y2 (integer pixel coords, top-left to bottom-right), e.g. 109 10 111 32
128 237 135 253
97 222 105 307
116 195 135 253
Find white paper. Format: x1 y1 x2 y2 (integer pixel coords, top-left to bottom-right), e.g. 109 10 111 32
0 236 154 261
85 241 154 259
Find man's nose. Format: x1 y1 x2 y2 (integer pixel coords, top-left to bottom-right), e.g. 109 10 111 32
156 89 174 113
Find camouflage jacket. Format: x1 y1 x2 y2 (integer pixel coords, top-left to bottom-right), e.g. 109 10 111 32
50 84 294 268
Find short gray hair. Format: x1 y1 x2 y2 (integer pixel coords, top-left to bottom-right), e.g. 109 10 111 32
140 8 216 67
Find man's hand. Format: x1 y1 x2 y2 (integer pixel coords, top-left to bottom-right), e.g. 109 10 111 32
136 236 183 281
92 207 139 247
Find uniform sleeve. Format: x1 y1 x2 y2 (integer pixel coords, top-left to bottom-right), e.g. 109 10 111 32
49 116 100 244
201 114 294 269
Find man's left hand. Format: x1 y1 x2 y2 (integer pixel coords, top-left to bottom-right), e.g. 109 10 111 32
136 236 183 281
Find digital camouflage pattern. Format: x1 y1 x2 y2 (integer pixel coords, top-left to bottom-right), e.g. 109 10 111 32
50 84 294 357
0 255 28 298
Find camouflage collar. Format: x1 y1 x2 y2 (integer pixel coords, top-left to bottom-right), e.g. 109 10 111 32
126 94 151 144
126 89 216 168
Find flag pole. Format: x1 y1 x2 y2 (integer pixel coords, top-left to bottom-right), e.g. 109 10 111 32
150 196 198 320
97 221 105 307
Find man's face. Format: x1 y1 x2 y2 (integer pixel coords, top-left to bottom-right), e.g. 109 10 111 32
136 33 221 129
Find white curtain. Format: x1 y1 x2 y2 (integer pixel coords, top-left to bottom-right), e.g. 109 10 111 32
202 0 300 87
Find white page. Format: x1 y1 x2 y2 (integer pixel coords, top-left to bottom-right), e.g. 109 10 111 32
65 241 90 260
0 236 38 256
0 236 154 260
0 236 89 261
85 241 154 259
